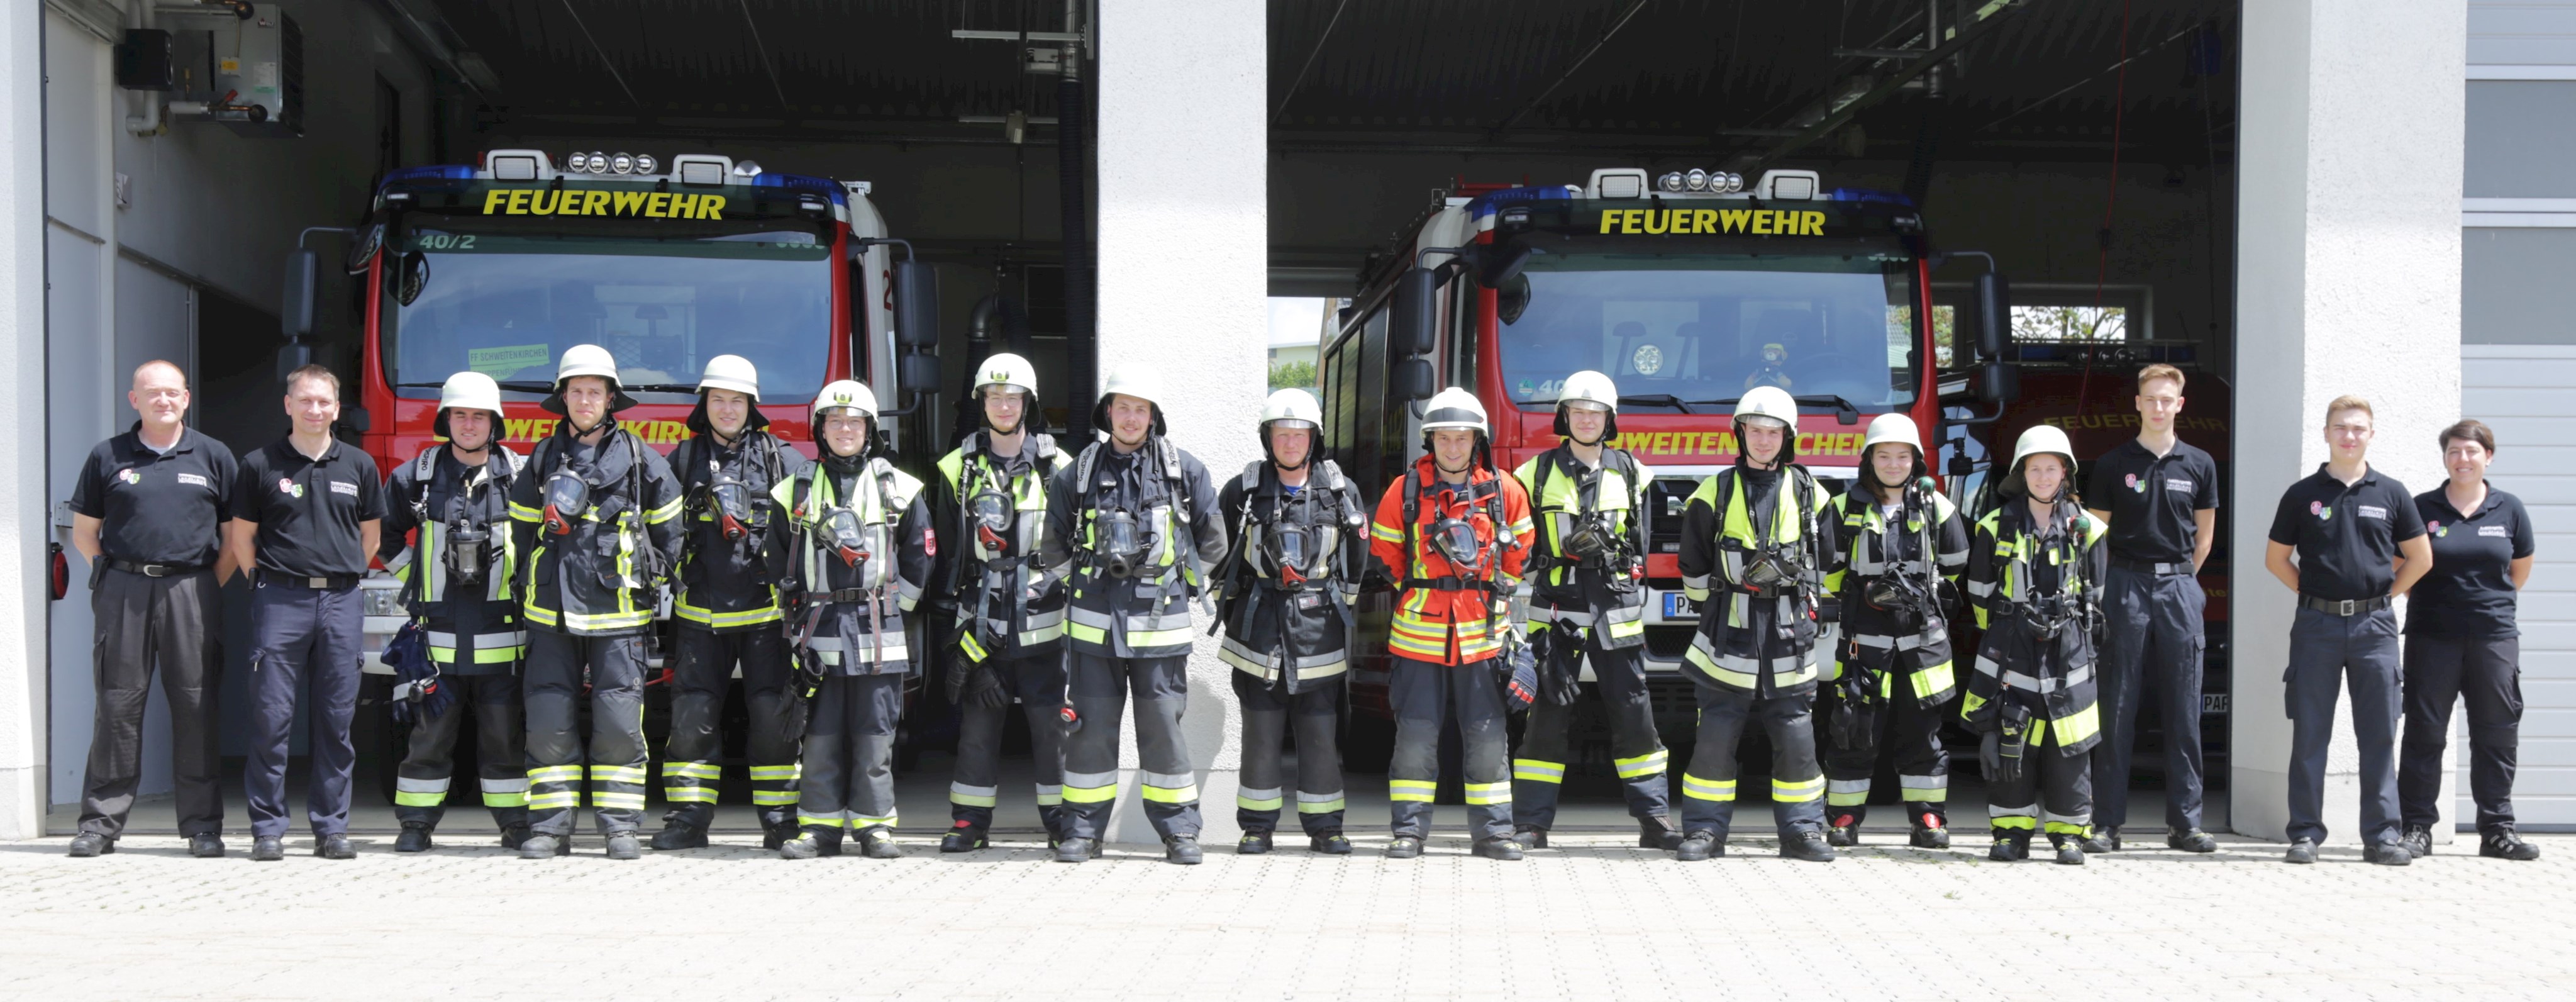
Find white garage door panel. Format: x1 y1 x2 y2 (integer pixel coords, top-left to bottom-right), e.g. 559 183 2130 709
2466 343 2576 826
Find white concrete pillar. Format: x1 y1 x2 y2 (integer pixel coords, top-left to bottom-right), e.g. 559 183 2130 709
0 5 54 838
1092 0 1267 845
2230 1 2466 845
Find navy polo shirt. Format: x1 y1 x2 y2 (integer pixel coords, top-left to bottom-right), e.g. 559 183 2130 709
2407 484 2535 638
68 424 237 568
2086 437 2221 565
232 437 387 579
2266 463 2426 601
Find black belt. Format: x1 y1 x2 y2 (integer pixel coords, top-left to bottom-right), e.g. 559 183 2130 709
2111 556 2193 576
822 587 883 604
108 559 209 578
2299 593 2391 616
1404 576 1496 593
260 569 360 590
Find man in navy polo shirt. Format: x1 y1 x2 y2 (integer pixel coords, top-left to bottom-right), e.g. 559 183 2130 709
65 360 238 858
2084 364 2221 854
228 365 386 861
2263 394 2432 867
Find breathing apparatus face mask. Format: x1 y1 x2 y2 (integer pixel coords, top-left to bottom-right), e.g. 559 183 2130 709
822 508 870 569
541 471 589 537
1094 509 1148 578
1264 521 1316 585
708 477 754 542
1429 516 1486 573
1560 511 1619 562
443 516 492 584
1863 573 1929 615
969 490 1014 559
1740 545 1804 590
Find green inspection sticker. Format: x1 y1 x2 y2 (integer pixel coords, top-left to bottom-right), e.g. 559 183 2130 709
469 343 551 377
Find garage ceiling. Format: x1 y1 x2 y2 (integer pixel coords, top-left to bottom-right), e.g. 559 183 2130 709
400 0 2233 164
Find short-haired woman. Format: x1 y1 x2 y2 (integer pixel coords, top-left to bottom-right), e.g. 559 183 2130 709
2398 419 2540 860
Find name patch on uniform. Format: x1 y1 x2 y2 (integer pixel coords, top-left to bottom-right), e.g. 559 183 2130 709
2357 504 2388 520
177 473 209 487
2480 525 2509 538
330 481 359 497
2165 479 2194 493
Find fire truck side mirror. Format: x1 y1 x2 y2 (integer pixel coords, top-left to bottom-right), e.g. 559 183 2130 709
892 260 939 350
899 353 940 398
1979 359 2019 404
282 248 318 338
1392 267 1440 358
1393 357 1435 403
1974 272 2011 360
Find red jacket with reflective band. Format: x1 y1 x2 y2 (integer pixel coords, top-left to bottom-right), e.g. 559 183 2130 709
1367 455 1532 666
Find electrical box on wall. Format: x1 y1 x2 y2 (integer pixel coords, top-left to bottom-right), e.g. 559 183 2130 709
162 3 304 136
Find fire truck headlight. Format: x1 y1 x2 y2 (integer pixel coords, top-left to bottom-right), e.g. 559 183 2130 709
1685 169 1709 191
586 152 609 173
1658 171 1685 192
1720 171 1743 193
635 155 657 175
611 152 635 174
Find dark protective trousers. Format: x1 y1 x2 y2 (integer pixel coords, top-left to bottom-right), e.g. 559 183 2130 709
2285 606 2403 846
523 630 649 837
797 672 904 840
394 673 528 832
2400 633 2523 833
1062 654 1202 842
1986 712 2094 841
77 567 224 839
245 580 363 839
948 651 1068 836
1389 657 1514 841
1513 637 1670 830
1679 685 1825 841
1234 671 1346 837
664 625 804 832
1818 684 1949 830
2093 565 2207 832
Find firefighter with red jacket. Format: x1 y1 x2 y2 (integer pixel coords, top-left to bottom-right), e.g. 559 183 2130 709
1366 388 1534 862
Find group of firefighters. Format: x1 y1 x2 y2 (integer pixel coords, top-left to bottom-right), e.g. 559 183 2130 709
64 346 2540 867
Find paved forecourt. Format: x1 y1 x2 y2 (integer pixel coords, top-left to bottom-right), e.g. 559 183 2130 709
1 830 2570 999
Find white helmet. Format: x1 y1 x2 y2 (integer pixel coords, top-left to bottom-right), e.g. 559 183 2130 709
811 379 880 448
1554 370 1620 440
1421 387 1489 436
1860 413 1923 459
1260 388 1322 431
2006 424 2078 499
696 354 761 401
543 343 636 415
1734 385 1798 428
974 352 1040 399
1260 388 1323 469
1091 361 1167 437
434 370 504 440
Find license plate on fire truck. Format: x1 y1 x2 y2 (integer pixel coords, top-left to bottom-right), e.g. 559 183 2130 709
1661 592 1698 621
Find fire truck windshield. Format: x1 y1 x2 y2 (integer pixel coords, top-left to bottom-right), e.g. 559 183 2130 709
379 221 835 403
1493 252 1919 413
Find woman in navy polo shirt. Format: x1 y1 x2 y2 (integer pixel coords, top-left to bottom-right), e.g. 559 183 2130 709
2399 419 2540 861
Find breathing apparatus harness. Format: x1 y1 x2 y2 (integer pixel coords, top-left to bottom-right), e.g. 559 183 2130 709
403 443 526 606
672 430 787 551
783 449 906 698
1984 488 2101 784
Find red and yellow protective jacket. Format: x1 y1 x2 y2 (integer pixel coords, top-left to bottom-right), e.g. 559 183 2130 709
1367 455 1533 665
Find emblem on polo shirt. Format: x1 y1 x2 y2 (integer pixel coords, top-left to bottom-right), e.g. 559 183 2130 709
2429 520 2446 538
2126 473 2145 494
279 477 304 499
118 468 142 485
2311 500 2331 521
